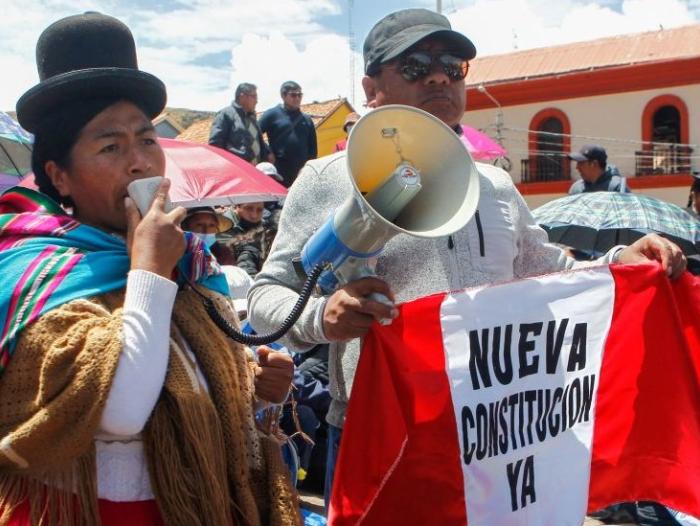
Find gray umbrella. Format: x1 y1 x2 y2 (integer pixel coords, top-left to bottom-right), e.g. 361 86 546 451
0 112 32 191
532 192 700 256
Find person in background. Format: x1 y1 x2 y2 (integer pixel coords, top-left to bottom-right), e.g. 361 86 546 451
333 112 360 152
686 174 700 219
568 144 629 194
220 201 275 277
181 206 236 265
208 82 273 165
0 12 298 525
256 160 285 235
259 81 317 188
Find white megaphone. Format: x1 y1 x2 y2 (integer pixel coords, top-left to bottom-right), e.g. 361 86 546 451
300 104 480 301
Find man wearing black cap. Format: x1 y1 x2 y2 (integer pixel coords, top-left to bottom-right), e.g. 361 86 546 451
568 144 629 194
249 8 687 507
259 81 318 187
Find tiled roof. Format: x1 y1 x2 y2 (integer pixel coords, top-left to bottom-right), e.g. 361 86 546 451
177 97 350 144
153 113 184 133
177 118 213 144
301 98 349 126
467 24 700 86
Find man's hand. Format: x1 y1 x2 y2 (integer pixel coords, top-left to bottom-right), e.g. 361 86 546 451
323 277 398 342
615 233 687 280
254 347 294 404
126 178 187 279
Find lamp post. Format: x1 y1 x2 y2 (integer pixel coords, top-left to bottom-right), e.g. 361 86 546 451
477 84 504 146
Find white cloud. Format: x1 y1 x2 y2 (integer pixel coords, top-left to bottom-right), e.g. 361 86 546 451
449 0 696 57
227 31 365 113
0 0 697 117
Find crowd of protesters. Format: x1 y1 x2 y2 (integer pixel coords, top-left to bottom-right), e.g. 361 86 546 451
0 6 697 526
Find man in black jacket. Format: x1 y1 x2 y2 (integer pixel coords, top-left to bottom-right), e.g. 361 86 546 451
259 81 317 187
209 83 272 165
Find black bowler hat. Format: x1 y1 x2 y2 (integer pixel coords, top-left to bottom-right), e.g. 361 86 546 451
16 12 166 133
364 8 477 75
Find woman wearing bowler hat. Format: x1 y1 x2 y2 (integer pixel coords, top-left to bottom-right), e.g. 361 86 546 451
0 12 299 526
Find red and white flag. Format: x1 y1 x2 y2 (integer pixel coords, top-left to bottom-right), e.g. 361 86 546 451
329 264 700 526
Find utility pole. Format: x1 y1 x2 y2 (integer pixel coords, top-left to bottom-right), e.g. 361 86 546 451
436 0 442 13
348 0 355 107
477 84 504 146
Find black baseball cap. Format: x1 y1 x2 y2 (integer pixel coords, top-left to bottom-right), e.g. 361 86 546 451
364 8 477 75
568 145 607 164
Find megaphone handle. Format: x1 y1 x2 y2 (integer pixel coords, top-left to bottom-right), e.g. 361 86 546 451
366 292 395 326
336 257 395 326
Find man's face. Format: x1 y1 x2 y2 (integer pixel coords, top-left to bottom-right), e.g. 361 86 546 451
184 212 218 234
362 37 467 128
47 100 165 234
236 202 264 224
575 159 603 183
282 90 303 111
240 90 258 113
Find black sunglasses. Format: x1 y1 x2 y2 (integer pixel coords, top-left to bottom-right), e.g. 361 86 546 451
397 51 469 82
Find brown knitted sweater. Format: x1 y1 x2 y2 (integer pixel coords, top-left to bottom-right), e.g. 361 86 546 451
0 286 300 526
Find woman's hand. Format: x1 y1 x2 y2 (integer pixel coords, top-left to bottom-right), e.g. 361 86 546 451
126 178 187 279
253 347 294 404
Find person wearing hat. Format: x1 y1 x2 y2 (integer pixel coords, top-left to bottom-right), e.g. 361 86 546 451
568 144 629 194
259 81 318 188
0 12 299 525
333 112 360 152
248 8 687 508
208 82 273 165
182 205 237 265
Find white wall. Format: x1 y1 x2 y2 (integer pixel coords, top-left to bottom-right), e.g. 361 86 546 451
463 84 700 184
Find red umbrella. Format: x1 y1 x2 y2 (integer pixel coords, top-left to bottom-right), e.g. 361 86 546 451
159 138 286 207
20 138 288 207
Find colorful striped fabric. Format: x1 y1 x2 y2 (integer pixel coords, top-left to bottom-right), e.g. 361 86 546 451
0 187 228 377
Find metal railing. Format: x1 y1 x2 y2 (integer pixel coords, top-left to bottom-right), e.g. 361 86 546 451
521 153 570 183
634 145 693 176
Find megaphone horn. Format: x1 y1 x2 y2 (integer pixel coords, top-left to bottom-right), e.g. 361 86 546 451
301 104 480 294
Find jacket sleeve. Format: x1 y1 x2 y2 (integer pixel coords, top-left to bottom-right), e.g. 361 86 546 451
235 240 262 277
510 180 624 277
308 117 318 160
248 162 332 351
258 109 271 134
208 109 230 148
259 124 271 160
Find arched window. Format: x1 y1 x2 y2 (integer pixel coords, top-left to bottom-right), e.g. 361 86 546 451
527 109 571 182
652 105 681 143
639 95 690 175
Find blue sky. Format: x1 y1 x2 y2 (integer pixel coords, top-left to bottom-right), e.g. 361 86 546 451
1 0 698 115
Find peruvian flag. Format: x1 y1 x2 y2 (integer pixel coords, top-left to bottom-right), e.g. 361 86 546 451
329 264 700 526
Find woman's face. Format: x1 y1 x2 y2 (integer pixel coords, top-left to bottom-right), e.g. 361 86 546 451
183 212 218 234
46 100 165 234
